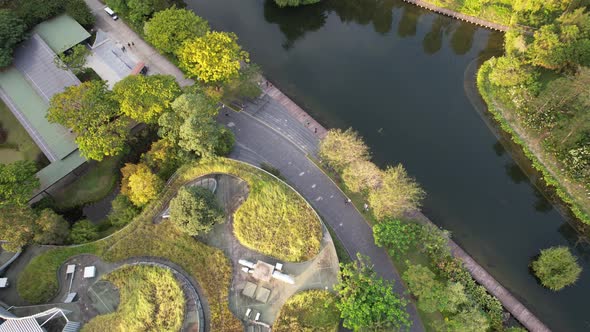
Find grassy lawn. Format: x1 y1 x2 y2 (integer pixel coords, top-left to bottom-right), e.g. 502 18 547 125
52 156 121 209
0 99 44 165
82 265 184 332
17 158 324 331
274 290 340 332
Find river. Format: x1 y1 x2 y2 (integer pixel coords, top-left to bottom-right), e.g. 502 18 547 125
186 0 590 330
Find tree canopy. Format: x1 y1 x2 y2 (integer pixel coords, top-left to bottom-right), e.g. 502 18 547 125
68 219 99 244
120 163 163 207
48 80 129 160
335 254 411 331
0 161 39 206
319 128 370 171
342 159 382 192
113 74 181 123
274 0 320 8
33 209 70 245
0 204 37 252
144 7 209 53
0 9 27 68
55 44 90 74
274 290 340 332
489 56 534 87
368 164 426 220
177 31 249 83
168 185 224 236
532 246 582 290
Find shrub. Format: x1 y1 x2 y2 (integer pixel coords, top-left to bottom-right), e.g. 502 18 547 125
68 220 99 244
531 246 582 290
168 186 224 236
373 219 420 258
33 209 70 245
107 194 140 227
274 290 340 332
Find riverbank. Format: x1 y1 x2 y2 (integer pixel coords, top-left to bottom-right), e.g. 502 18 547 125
257 78 550 331
477 62 590 230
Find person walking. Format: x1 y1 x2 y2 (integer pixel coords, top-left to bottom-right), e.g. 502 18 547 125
127 42 131 47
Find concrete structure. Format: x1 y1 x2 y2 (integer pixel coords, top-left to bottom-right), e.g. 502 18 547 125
0 15 90 200
83 266 96 279
0 307 80 332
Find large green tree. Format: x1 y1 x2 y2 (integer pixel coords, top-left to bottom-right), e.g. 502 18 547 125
403 264 467 314
532 246 582 290
113 74 181 123
0 161 39 206
48 80 129 160
68 219 99 244
176 31 249 83
373 219 420 258
489 56 534 87
529 8 590 71
0 9 27 68
0 204 37 252
368 164 425 220
33 209 70 245
159 93 232 158
55 44 90 74
144 7 209 53
168 186 224 236
335 254 411 331
319 128 370 171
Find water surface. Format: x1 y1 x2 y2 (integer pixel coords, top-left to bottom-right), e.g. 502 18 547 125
187 0 590 330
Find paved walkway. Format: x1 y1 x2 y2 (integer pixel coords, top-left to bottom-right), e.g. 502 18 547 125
83 0 193 87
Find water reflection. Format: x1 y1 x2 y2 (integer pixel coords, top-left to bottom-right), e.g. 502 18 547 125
263 0 476 55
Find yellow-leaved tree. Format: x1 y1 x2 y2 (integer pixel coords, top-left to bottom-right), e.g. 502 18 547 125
120 163 163 207
176 31 249 83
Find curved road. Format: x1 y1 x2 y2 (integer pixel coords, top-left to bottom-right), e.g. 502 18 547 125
219 102 425 331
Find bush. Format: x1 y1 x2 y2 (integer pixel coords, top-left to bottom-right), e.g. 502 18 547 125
82 265 184 332
107 194 140 227
33 209 70 245
68 220 99 244
531 246 582 290
215 127 235 156
373 219 420 258
168 186 224 236
274 290 340 332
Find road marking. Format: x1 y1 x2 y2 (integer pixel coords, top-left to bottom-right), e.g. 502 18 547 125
339 222 343 227
299 172 305 176
227 122 235 127
311 184 316 188
330 195 334 198
315 196 323 201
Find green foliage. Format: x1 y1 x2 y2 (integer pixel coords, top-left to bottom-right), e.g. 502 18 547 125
48 80 129 161
142 139 185 179
33 209 69 245
319 128 370 172
159 92 229 158
113 74 181 124
108 194 140 227
221 64 262 100
82 265 184 332
373 219 420 258
55 44 90 74
403 264 467 314
529 8 590 71
335 254 411 331
68 219 99 244
64 0 95 26
176 31 249 83
368 164 426 220
0 160 39 206
144 7 209 54
274 290 340 332
106 0 175 26
531 246 582 290
441 308 490 332
0 9 27 68
417 223 451 262
168 185 224 236
215 127 235 156
120 163 163 207
342 159 382 193
274 0 320 8
489 56 535 87
0 204 36 251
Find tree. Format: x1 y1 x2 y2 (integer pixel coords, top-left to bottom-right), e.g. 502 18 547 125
120 163 163 207
55 44 90 74
529 8 590 71
64 0 95 26
143 139 185 179
489 56 534 87
368 164 425 220
33 209 70 245
144 7 209 53
335 254 411 331
48 80 128 161
107 194 140 227
168 186 224 236
274 290 340 332
113 74 181 123
0 204 36 252
319 128 370 171
159 93 231 157
403 264 467 314
176 31 249 83
274 0 320 7
531 246 582 290
373 219 420 258
342 159 382 192
0 9 27 68
0 161 40 206
68 219 99 244
444 308 489 332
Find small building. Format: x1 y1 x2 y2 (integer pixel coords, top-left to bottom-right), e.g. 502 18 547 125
0 278 8 289
83 266 96 279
